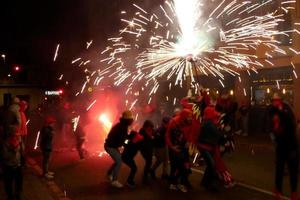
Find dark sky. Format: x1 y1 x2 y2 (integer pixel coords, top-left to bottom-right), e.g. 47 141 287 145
0 0 162 68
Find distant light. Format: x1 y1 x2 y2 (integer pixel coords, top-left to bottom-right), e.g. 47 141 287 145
267 88 270 94
230 90 234 96
7 74 11 77
1 54 5 58
216 90 219 94
14 65 20 72
282 88 286 95
45 90 63 96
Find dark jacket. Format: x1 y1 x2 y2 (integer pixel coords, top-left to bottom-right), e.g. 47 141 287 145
105 120 129 148
153 126 167 148
122 131 139 159
40 125 54 152
139 128 154 153
168 125 186 150
269 103 298 151
199 120 222 146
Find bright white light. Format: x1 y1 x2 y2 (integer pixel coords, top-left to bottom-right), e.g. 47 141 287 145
174 0 210 56
282 88 286 94
98 114 113 133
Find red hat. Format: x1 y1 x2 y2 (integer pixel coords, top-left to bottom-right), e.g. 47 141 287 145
203 106 219 121
45 116 56 125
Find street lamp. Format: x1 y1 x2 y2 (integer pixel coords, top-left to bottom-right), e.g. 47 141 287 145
1 54 5 62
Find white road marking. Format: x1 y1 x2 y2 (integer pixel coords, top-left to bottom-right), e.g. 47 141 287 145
191 168 289 200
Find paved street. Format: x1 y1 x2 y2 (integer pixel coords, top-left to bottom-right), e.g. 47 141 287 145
1 134 296 200
32 151 276 200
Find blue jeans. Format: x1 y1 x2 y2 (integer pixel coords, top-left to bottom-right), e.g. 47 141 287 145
105 145 122 181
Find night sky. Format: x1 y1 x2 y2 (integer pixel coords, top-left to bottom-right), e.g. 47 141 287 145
0 0 162 68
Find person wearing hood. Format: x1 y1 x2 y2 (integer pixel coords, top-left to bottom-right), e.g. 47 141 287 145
104 110 134 188
198 105 235 190
269 94 298 200
40 116 56 179
166 109 193 193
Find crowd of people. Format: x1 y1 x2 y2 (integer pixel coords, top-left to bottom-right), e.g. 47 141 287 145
0 91 299 200
104 91 299 200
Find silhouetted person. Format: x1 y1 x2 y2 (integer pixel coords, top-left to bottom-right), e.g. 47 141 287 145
151 117 171 179
139 120 155 184
122 130 143 187
0 97 23 200
40 116 56 179
270 94 298 200
104 110 134 188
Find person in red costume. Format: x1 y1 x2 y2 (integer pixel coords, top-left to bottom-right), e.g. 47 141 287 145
180 90 210 145
166 109 193 192
198 105 235 191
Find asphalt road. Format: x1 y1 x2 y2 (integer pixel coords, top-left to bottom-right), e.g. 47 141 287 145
31 149 281 200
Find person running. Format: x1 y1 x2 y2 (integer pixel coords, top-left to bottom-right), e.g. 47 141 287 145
269 94 298 200
150 117 171 179
104 110 134 188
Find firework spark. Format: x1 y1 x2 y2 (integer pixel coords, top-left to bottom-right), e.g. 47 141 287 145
34 131 41 150
53 44 60 62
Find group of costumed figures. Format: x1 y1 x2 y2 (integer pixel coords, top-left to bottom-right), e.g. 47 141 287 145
173 90 236 189
105 88 236 191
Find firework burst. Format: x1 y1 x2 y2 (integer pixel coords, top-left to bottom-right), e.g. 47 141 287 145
95 0 299 99
57 0 299 114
